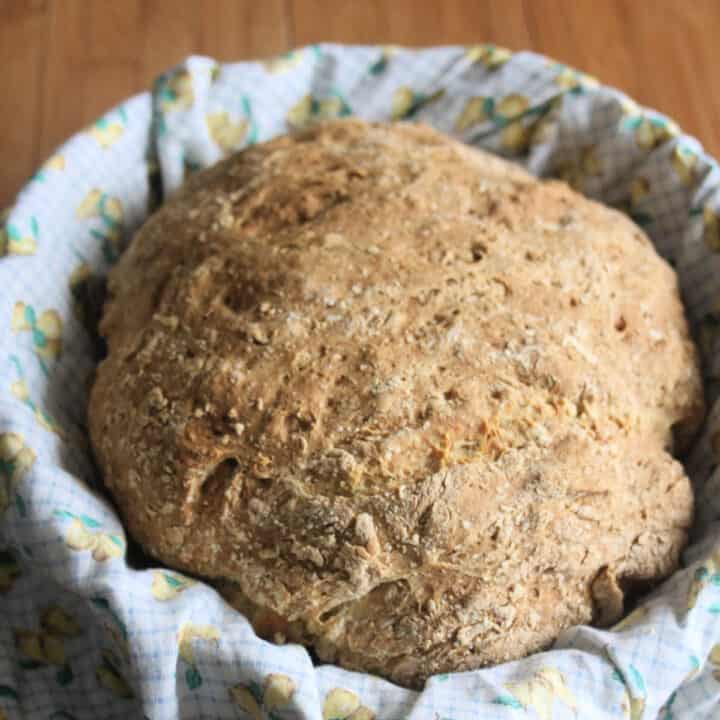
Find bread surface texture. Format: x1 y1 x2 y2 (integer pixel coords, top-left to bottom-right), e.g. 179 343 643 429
89 119 704 688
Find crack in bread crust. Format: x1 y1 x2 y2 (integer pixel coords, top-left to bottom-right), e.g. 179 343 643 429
89 119 704 688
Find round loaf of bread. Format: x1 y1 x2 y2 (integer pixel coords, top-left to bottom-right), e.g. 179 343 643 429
89 119 704 688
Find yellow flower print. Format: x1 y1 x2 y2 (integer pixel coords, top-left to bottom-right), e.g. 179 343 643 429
286 95 314 129
620 690 645 720
622 104 679 151
96 649 134 698
207 112 248 153
322 688 374 720
286 92 352 130
710 644 720 681
150 570 196 600
702 205 720 252
177 622 220 690
0 548 21 592
672 144 698 186
15 629 66 666
207 96 256 152
263 50 304 74
368 45 399 75
0 432 35 515
15 605 80 676
41 606 81 636
44 154 65 171
55 511 124 562
465 44 512 69
177 622 220 665
12 301 62 361
317 97 346 121
158 69 194 114
455 97 488 131
0 432 35 485
263 674 296 711
230 685 263 720
9 378 28 403
88 109 127 149
500 122 531 153
462 93 530 139
687 548 720 610
530 118 555 147
76 190 120 223
630 177 650 208
229 673 297 719
9 356 65 437
65 520 124 561
495 95 532 153
32 154 66 184
457 93 535 153
89 120 124 148
496 94 529 117
390 86 444 120
555 146 602 189
501 667 576 720
76 189 124 262
1 211 38 256
553 65 599 92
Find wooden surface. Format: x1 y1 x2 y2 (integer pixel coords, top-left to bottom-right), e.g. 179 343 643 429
1 0 719 207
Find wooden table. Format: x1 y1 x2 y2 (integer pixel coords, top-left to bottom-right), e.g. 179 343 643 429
2 0 719 208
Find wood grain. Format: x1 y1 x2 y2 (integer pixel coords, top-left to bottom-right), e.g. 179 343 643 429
1 0 718 207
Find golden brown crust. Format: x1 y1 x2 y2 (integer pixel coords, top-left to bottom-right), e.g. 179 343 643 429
89 119 704 688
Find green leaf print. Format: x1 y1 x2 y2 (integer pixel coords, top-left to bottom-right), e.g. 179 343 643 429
23 305 36 326
19 658 43 670
631 212 653 227
695 566 710 582
710 573 720 586
30 216 39 238
492 694 523 709
32 327 46 347
185 665 202 690
707 603 720 614
247 680 264 705
627 665 645 695
0 684 19 700
369 54 388 76
56 664 74 686
79 514 101 529
164 573 183 588
622 116 643 131
91 596 128 639
15 492 26 517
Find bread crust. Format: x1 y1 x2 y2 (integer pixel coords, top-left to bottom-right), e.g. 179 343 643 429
89 119 704 687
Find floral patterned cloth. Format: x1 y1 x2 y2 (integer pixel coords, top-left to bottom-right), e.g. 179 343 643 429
2 44 720 720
